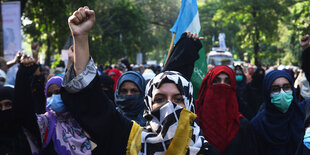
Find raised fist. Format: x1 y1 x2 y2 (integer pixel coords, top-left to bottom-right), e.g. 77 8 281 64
20 54 37 67
68 6 95 36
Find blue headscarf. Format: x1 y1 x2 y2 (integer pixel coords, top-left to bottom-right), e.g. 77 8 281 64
251 70 304 154
115 71 146 126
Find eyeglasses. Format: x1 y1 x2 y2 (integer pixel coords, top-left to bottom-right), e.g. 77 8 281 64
153 94 184 104
270 83 292 93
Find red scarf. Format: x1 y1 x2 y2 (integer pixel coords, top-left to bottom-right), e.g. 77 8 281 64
195 65 242 153
108 68 122 90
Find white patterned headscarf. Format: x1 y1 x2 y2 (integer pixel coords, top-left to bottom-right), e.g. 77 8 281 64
144 71 195 114
139 71 210 154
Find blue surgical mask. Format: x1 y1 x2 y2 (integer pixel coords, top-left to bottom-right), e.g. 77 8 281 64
236 75 243 82
304 127 310 149
46 94 66 113
270 90 293 113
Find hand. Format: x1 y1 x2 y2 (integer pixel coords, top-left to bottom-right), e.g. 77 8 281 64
300 34 310 51
68 6 96 36
20 54 37 67
186 32 204 41
13 51 22 63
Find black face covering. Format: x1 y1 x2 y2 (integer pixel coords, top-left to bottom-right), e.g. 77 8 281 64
251 68 265 89
0 109 17 135
99 73 115 102
0 87 33 154
0 87 16 134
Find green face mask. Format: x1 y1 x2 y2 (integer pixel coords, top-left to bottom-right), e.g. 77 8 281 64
270 90 293 113
236 75 243 82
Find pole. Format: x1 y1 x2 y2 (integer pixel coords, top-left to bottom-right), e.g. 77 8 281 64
164 33 176 66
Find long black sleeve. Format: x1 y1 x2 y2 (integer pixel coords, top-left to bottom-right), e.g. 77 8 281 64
163 33 202 80
301 47 310 82
224 118 258 155
61 72 132 154
13 64 42 148
31 74 46 114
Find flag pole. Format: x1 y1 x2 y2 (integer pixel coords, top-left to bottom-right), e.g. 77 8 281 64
164 33 176 66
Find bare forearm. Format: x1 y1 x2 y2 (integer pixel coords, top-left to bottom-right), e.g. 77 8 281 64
73 34 90 75
6 60 16 68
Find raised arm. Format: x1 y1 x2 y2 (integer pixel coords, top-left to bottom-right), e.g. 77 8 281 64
62 7 132 154
163 32 203 80
300 34 310 82
68 6 95 75
14 56 42 148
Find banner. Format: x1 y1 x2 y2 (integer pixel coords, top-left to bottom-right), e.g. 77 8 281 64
2 1 21 61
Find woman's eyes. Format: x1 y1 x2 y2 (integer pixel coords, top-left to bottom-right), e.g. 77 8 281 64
173 96 184 103
54 89 61 94
224 78 231 84
213 78 220 84
154 97 166 103
5 102 12 107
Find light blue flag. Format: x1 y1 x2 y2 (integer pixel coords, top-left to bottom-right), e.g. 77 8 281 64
170 0 200 44
170 0 207 99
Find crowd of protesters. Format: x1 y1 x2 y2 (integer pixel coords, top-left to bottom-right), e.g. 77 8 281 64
2 6 310 155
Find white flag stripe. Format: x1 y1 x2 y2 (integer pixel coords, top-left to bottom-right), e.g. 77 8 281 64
185 12 201 34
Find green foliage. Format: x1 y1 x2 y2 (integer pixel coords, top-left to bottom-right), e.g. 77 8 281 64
22 0 149 65
198 0 310 66
133 0 180 63
22 0 94 65
21 0 310 66
89 0 147 64
51 53 61 69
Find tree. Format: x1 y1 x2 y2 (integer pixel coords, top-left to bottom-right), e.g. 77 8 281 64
133 0 181 64
218 0 290 65
88 0 147 64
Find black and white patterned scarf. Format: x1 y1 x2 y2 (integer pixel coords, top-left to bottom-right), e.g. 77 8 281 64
139 71 209 154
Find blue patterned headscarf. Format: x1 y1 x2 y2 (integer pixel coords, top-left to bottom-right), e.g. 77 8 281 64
115 71 146 126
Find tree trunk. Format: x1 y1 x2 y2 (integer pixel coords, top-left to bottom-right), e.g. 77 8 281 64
254 27 260 66
45 37 51 66
251 8 260 66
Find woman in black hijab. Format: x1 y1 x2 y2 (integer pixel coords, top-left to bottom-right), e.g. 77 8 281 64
0 86 35 154
242 68 265 120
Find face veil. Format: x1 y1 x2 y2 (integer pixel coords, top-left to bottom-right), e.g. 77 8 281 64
140 71 210 155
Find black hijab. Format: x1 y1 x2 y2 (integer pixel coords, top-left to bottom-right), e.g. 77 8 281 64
0 86 32 154
99 73 115 102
